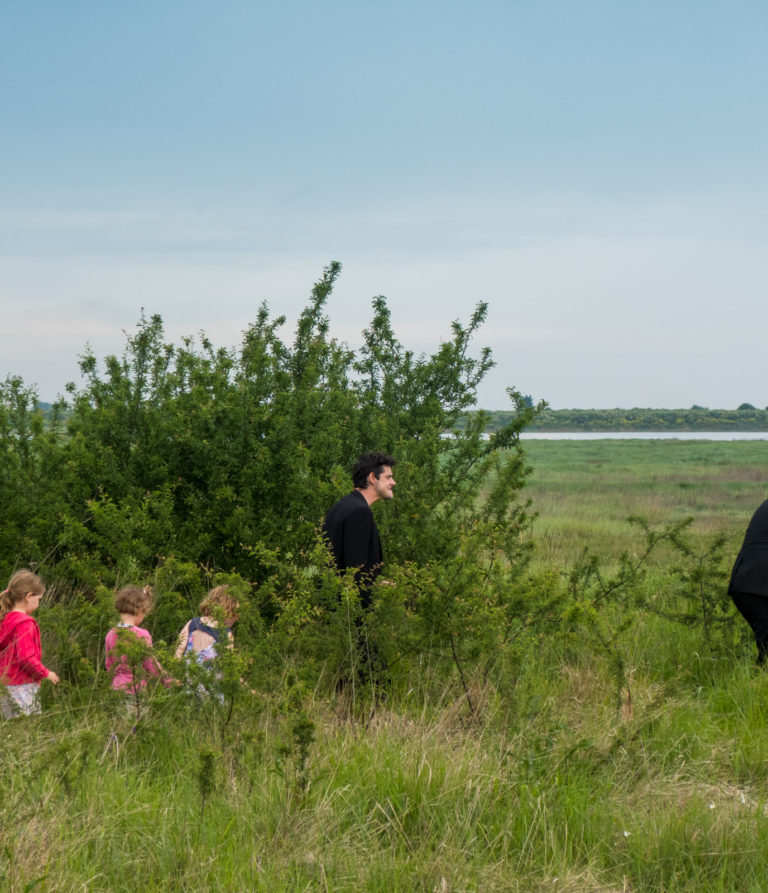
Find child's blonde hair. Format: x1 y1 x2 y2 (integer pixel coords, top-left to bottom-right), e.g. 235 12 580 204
199 585 239 618
1 569 44 616
114 586 154 616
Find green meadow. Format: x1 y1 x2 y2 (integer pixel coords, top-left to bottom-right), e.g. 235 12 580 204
524 438 767 570
5 437 768 893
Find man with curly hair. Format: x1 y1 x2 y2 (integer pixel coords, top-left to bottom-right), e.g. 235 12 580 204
323 451 396 609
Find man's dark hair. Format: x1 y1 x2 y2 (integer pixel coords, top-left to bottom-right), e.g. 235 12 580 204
352 451 396 489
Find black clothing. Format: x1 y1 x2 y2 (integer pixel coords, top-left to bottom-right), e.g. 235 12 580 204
731 591 768 662
322 490 383 608
187 617 221 643
729 499 768 660
729 499 768 597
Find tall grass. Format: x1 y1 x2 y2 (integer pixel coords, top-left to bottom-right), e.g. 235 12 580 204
5 636 768 892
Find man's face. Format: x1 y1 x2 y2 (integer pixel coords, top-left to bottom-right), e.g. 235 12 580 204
368 465 396 501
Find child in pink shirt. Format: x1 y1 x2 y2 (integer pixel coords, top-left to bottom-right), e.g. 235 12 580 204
0 569 60 718
105 586 165 693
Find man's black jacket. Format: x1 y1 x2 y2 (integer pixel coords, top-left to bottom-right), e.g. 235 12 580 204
322 490 383 607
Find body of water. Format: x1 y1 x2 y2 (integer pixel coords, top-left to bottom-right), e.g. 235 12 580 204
520 431 768 441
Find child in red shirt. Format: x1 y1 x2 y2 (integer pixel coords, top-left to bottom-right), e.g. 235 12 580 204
0 569 60 718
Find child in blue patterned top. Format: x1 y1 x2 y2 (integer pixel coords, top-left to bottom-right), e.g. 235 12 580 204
174 585 239 664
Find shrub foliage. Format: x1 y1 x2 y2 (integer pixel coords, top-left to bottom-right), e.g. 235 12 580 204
2 263 552 696
0 264 742 711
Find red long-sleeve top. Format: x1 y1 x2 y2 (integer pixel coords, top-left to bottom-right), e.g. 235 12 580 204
0 611 50 684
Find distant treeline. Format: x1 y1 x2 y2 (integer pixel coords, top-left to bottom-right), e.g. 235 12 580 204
467 407 768 433
39 402 768 433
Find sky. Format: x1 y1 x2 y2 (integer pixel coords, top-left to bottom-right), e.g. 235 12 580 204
2 0 767 410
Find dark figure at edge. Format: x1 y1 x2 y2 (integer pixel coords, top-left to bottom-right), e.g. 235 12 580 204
729 499 768 662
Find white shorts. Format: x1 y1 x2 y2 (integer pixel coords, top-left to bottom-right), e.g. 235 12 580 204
0 683 42 718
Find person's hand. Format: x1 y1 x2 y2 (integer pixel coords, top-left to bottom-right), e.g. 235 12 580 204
46 671 60 685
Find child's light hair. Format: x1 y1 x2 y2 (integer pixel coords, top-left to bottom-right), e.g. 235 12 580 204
1 569 44 616
199 585 239 618
114 585 154 616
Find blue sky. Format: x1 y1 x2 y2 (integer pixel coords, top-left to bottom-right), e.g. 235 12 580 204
2 0 767 409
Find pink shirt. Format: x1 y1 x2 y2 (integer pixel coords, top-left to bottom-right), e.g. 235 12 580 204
105 624 161 691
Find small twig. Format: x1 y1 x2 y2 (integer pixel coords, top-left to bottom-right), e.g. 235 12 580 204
450 632 475 716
